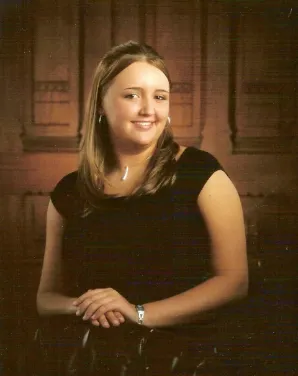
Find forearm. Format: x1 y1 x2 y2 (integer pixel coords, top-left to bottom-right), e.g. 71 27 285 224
37 292 77 316
143 275 248 328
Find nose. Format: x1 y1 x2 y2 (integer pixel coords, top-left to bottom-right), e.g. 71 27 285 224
139 96 155 116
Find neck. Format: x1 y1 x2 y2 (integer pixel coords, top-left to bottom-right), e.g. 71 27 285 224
114 144 156 171
105 144 155 183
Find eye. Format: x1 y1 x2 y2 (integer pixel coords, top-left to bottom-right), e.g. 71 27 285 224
155 95 167 101
124 93 139 99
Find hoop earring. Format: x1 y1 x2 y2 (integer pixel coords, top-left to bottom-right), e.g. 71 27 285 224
167 116 171 125
98 115 102 124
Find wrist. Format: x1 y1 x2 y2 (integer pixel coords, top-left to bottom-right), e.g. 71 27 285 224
135 304 145 325
67 297 79 315
136 303 155 328
36 293 78 316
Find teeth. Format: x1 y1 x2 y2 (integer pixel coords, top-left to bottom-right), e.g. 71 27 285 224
133 122 153 128
134 122 152 126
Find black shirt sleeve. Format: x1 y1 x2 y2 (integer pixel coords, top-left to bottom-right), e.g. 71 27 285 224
194 149 226 193
50 171 80 219
177 147 227 199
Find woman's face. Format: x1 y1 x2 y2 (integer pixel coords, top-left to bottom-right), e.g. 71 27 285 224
102 61 170 151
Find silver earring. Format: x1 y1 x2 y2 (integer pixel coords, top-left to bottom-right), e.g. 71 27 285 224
98 115 102 124
167 116 171 125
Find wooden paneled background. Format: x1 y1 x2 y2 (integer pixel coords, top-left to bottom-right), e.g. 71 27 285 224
0 0 297 374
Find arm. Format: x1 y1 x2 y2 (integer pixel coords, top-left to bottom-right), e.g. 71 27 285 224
37 200 125 327
142 170 248 327
75 170 248 327
36 200 77 316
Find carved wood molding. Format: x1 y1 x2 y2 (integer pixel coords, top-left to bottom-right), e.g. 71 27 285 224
175 136 202 148
230 9 298 155
22 135 81 152
34 80 69 93
22 0 81 152
233 137 298 154
171 83 193 94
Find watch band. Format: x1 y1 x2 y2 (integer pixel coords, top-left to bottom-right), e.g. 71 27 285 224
135 304 145 325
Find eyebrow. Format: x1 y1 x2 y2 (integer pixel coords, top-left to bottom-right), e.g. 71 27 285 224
124 87 169 93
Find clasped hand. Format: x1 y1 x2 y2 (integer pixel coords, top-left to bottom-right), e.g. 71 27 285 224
72 288 137 328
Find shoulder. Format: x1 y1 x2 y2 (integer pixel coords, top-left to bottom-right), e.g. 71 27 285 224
177 146 225 179
51 171 78 198
50 171 81 219
178 147 223 170
175 147 226 197
54 170 78 187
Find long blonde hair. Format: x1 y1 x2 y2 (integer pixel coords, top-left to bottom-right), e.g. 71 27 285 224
78 41 179 209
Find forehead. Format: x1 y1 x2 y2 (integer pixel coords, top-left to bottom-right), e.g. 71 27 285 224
111 61 169 90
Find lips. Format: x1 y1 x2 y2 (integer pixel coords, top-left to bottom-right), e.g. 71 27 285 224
131 121 155 130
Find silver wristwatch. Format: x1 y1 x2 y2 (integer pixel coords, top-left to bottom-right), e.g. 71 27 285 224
135 304 145 325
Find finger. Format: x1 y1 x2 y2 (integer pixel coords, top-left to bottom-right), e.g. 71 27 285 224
75 297 95 316
76 293 110 317
90 302 119 321
73 292 93 306
82 297 114 320
93 302 135 323
73 288 107 306
113 311 125 323
99 314 110 328
105 311 121 326
90 319 100 327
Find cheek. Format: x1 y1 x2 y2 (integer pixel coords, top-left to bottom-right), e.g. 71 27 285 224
104 101 129 128
112 99 139 122
157 104 169 121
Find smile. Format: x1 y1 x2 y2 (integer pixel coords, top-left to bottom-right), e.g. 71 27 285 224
131 121 155 130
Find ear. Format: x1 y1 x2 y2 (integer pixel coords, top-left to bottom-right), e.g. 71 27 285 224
98 97 106 116
97 109 105 117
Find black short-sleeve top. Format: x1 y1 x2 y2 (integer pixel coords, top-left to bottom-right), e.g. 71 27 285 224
51 147 224 304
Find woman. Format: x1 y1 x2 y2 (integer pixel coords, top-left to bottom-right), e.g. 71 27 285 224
36 41 248 375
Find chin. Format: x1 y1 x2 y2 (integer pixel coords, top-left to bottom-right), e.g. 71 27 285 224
131 138 156 148
142 130 165 144
130 134 159 147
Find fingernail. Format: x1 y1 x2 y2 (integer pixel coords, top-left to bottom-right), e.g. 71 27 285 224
82 315 88 320
76 310 80 316
72 301 78 306
113 321 119 326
